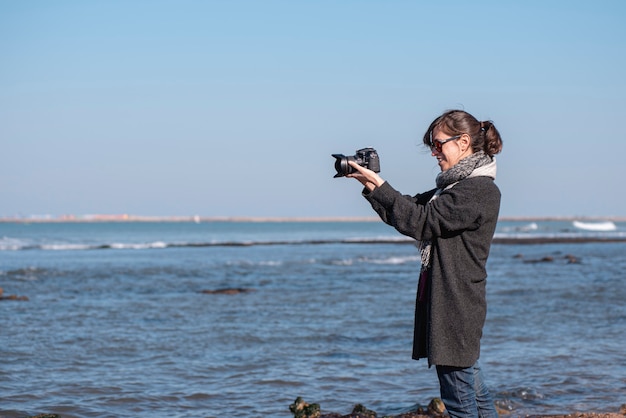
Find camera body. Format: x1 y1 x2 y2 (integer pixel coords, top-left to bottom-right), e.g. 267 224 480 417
332 147 380 178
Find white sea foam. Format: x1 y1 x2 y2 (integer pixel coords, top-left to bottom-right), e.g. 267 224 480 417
499 222 538 232
344 236 413 243
572 220 617 231
41 243 94 251
0 237 30 251
369 255 420 265
109 241 168 250
259 260 283 266
331 258 354 266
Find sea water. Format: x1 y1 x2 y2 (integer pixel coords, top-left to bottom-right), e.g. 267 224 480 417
1 221 625 417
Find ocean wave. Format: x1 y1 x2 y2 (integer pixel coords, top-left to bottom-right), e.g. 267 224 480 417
368 255 420 265
572 220 617 231
223 254 419 268
0 266 48 280
498 222 539 233
41 243 99 251
109 241 168 250
0 236 414 251
492 231 626 244
3 232 626 252
0 237 33 251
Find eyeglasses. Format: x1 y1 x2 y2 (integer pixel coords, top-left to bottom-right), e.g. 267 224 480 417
429 134 461 153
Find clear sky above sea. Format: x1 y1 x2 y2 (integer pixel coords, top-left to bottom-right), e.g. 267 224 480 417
2 1 625 219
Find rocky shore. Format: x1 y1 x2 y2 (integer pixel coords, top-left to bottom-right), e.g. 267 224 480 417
17 400 626 418
289 397 626 418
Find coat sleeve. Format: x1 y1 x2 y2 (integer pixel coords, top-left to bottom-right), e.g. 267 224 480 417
364 178 498 241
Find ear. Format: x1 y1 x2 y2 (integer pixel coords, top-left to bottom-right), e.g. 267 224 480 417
458 133 472 152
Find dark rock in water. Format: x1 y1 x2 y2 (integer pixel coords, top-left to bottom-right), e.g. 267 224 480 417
564 254 580 264
0 287 29 301
523 256 554 264
0 294 30 301
518 254 583 265
290 397 445 418
27 415 61 418
199 288 255 295
393 412 433 418
290 397 321 418
290 398 626 418
426 398 446 416
525 414 625 418
349 403 377 417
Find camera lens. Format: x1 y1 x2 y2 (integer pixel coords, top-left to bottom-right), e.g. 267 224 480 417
332 154 354 178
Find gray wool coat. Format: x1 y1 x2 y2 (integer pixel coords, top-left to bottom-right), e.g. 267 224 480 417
364 176 501 368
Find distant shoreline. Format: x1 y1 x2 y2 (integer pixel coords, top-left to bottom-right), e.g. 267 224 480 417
1 215 626 223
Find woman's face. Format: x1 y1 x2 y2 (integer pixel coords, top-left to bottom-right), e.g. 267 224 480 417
430 128 473 172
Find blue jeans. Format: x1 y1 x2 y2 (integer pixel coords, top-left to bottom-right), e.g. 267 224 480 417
435 361 498 418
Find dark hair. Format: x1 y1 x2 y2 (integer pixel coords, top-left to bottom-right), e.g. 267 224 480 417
422 110 503 156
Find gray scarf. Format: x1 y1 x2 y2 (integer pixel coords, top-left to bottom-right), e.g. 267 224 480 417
435 150 494 189
418 151 496 272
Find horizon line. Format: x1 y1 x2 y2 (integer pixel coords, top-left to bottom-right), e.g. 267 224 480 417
1 215 626 223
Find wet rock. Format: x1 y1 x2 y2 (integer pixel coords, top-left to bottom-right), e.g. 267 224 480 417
350 403 377 417
199 288 255 295
494 399 515 416
290 397 626 418
0 287 29 301
26 415 61 418
426 398 445 416
291 397 446 418
517 254 582 265
290 397 321 418
1 294 30 301
525 414 625 418
392 413 431 418
523 256 554 263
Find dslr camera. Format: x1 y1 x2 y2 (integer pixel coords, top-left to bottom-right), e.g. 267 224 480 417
332 147 380 178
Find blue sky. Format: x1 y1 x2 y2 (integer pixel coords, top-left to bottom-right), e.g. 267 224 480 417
2 1 625 218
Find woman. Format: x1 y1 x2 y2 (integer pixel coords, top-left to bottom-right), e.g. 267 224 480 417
347 110 503 418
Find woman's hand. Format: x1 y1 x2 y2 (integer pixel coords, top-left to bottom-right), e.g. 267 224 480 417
346 161 385 192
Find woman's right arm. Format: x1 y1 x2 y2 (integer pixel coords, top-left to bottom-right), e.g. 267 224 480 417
346 161 437 240
365 177 498 242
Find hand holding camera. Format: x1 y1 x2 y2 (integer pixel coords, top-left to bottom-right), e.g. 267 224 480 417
332 147 380 177
332 147 385 191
